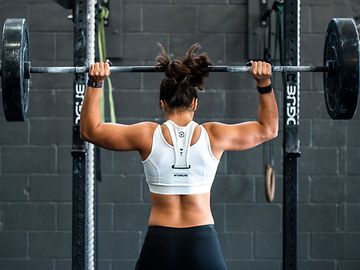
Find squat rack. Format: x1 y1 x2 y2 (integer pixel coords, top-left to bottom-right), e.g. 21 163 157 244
283 1 300 270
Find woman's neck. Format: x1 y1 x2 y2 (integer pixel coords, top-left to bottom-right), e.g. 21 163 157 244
165 111 194 126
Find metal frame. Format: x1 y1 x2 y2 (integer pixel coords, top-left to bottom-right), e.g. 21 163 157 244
283 0 301 270
71 1 88 270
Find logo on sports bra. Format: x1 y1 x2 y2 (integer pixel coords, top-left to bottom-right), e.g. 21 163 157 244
178 131 185 138
174 173 188 177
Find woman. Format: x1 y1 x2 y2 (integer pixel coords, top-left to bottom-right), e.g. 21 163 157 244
80 44 278 270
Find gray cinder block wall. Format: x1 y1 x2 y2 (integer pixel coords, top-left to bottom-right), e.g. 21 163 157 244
0 1 359 270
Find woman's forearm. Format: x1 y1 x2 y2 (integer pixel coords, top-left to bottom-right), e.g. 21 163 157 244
80 62 110 140
256 79 279 137
80 87 102 139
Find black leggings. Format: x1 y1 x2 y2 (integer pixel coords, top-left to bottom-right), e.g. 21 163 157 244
134 224 228 270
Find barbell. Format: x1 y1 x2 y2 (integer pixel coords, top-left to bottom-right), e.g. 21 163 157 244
0 17 359 121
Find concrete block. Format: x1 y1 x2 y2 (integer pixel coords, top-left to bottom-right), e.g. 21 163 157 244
56 33 73 61
347 121 360 146
0 260 53 270
226 204 281 231
123 34 168 63
311 176 345 203
54 90 73 117
55 259 111 270
0 232 27 258
254 232 281 259
113 151 144 174
346 176 360 203
0 121 28 145
311 6 334 33
338 261 360 270
29 175 71 201
30 72 73 90
299 204 337 232
143 5 197 33
298 260 336 270
226 260 280 270
1 146 56 173
28 90 55 118
98 175 142 202
225 91 258 119
346 205 360 232
199 5 247 33
112 261 137 270
114 203 150 230
0 175 28 202
29 232 71 258
227 146 262 175
300 5 312 33
313 120 346 147
112 91 161 118
29 4 72 32
299 147 338 175
218 232 252 259
2 203 55 230
29 118 72 145
170 34 226 63
310 233 342 259
57 146 72 173
300 34 325 65
123 4 141 32
206 73 255 91
346 148 360 174
196 91 226 118
298 232 310 259
211 175 254 202
30 33 56 61
343 233 360 259
300 91 329 119
98 232 140 259
227 34 248 63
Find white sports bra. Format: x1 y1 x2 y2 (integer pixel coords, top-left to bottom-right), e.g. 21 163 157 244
142 120 220 195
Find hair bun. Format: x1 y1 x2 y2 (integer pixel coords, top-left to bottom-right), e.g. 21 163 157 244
182 43 212 89
155 43 212 88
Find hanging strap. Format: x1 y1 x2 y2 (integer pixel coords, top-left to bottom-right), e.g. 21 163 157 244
164 120 197 169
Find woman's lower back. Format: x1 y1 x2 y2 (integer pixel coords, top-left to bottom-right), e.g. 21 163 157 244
148 192 215 227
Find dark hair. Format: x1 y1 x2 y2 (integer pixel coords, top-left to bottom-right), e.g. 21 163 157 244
155 43 212 111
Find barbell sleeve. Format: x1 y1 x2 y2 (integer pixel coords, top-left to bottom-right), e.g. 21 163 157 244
26 65 329 74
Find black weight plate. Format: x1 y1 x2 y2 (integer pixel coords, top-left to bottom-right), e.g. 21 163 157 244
2 18 30 121
324 18 360 120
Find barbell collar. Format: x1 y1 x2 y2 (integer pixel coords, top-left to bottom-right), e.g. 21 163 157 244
26 65 329 74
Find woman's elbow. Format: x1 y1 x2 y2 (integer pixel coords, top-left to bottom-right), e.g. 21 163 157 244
80 125 94 142
264 125 278 141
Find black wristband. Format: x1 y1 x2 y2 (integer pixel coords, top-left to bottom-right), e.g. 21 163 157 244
87 79 103 88
257 84 272 94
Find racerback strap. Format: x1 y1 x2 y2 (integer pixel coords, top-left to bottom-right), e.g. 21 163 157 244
164 120 197 169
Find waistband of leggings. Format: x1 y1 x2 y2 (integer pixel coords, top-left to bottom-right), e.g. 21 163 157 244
146 224 216 238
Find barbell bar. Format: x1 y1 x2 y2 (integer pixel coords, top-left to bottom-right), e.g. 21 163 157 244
1 17 359 122
1 62 329 74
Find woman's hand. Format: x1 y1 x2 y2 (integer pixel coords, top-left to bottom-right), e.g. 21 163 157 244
88 61 111 82
249 61 272 87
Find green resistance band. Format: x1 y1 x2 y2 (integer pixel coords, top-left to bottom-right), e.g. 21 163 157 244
97 6 116 123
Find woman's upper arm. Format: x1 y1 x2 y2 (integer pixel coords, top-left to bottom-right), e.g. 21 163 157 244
203 121 275 152
81 121 157 152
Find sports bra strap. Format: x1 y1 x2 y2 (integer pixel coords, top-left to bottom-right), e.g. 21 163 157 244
164 120 197 169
